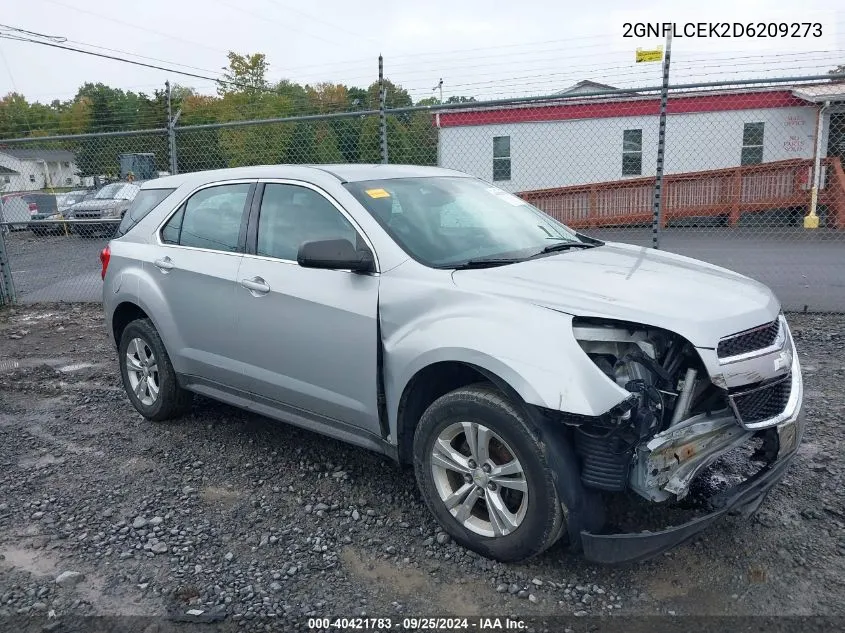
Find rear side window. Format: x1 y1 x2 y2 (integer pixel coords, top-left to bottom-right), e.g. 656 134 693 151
116 188 175 237
160 184 250 252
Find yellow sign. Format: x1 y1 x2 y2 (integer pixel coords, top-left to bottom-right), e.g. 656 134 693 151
365 188 390 199
636 46 663 63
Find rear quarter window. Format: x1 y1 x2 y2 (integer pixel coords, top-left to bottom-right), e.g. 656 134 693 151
116 188 176 237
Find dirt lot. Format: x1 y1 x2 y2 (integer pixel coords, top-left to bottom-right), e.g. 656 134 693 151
0 304 844 630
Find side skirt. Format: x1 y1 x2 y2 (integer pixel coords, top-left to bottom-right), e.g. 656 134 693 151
180 373 399 461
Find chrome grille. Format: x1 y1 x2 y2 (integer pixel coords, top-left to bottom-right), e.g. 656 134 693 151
717 319 780 360
728 375 791 426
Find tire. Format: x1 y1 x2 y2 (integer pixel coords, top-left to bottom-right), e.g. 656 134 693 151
413 384 564 562
118 318 192 421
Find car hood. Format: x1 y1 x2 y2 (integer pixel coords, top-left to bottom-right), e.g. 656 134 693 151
450 242 780 348
70 199 129 211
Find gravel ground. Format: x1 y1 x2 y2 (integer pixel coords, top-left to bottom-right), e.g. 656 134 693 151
0 304 844 631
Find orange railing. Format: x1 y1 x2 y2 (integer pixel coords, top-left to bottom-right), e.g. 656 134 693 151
519 157 845 230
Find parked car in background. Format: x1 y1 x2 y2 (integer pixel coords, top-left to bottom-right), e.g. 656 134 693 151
57 189 95 210
67 182 141 237
28 190 95 236
102 164 805 564
2 192 58 233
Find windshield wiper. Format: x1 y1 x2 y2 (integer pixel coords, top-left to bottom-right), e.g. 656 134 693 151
450 258 524 270
535 241 598 256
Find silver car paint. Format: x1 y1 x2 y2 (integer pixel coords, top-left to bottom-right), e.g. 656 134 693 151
103 164 795 457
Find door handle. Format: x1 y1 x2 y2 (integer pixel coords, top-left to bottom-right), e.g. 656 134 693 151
154 256 174 272
240 276 270 295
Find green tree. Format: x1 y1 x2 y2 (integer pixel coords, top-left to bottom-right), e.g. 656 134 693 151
358 115 409 163
366 79 413 110
445 95 477 104
314 123 343 163
217 52 269 97
406 112 437 166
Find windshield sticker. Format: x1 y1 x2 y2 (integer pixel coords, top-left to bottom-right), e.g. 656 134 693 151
486 187 525 207
365 188 391 199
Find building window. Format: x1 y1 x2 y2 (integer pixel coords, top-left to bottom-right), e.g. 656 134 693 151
741 122 764 165
65 177 72 185
29 174 36 183
622 129 643 176
493 136 511 181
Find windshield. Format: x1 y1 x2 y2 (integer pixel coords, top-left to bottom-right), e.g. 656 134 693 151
94 183 140 201
344 176 585 268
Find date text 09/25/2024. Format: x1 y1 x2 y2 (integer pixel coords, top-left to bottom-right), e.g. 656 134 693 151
307 617 528 630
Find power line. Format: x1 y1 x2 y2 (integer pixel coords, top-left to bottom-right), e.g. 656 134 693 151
261 0 380 45
0 32 263 92
211 0 348 49
36 0 230 55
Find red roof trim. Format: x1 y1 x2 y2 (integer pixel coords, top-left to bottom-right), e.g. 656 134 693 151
438 91 807 127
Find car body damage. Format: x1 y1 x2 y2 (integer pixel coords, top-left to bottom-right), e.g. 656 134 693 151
378 243 804 563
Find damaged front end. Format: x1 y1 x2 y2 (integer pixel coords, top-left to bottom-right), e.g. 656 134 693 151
563 315 804 563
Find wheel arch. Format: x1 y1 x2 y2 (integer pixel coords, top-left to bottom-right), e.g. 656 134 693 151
395 358 529 465
110 301 150 348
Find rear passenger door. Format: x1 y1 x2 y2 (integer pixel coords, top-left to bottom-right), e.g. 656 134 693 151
149 181 254 386
232 181 381 435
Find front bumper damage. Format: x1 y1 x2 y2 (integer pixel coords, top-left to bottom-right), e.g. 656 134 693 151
580 346 805 564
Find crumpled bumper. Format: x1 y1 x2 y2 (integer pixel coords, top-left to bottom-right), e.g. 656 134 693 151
580 412 805 564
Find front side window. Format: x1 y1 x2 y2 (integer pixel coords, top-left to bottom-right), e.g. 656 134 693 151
493 136 511 181
160 183 250 252
345 177 585 268
622 129 643 176
256 184 359 261
742 122 764 165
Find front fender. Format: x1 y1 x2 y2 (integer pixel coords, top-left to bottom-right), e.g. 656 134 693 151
382 292 630 440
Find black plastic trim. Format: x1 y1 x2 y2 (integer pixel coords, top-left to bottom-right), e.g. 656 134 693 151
581 443 798 564
244 182 265 255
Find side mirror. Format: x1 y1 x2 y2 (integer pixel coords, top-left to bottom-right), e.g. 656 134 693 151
297 238 375 273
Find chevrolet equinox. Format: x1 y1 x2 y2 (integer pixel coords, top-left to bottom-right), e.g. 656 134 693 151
101 164 804 563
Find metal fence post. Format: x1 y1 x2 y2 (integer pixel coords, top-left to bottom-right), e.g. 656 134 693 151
379 55 388 164
166 81 180 175
651 32 672 250
0 206 16 305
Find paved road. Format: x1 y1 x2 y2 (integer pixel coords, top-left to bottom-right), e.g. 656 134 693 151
587 227 845 312
3 230 107 303
3 226 844 311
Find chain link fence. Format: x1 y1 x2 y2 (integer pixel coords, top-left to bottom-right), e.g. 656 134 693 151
1 75 844 309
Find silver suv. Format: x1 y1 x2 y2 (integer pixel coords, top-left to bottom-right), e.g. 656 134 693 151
102 164 804 563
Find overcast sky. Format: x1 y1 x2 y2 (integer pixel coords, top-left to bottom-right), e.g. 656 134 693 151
0 0 843 104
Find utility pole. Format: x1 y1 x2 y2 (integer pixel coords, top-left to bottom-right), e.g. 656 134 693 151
433 78 443 104
378 55 388 164
651 31 672 250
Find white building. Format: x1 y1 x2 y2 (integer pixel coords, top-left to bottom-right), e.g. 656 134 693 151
436 82 845 194
0 149 81 192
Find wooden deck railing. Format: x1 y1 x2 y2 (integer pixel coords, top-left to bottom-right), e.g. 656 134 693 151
518 157 845 230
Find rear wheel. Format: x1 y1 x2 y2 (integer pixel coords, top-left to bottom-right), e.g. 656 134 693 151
118 318 192 421
413 384 564 562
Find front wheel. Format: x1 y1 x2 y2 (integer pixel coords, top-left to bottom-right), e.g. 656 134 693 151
413 384 565 562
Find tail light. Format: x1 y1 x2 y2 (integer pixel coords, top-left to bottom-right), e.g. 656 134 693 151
99 245 111 280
